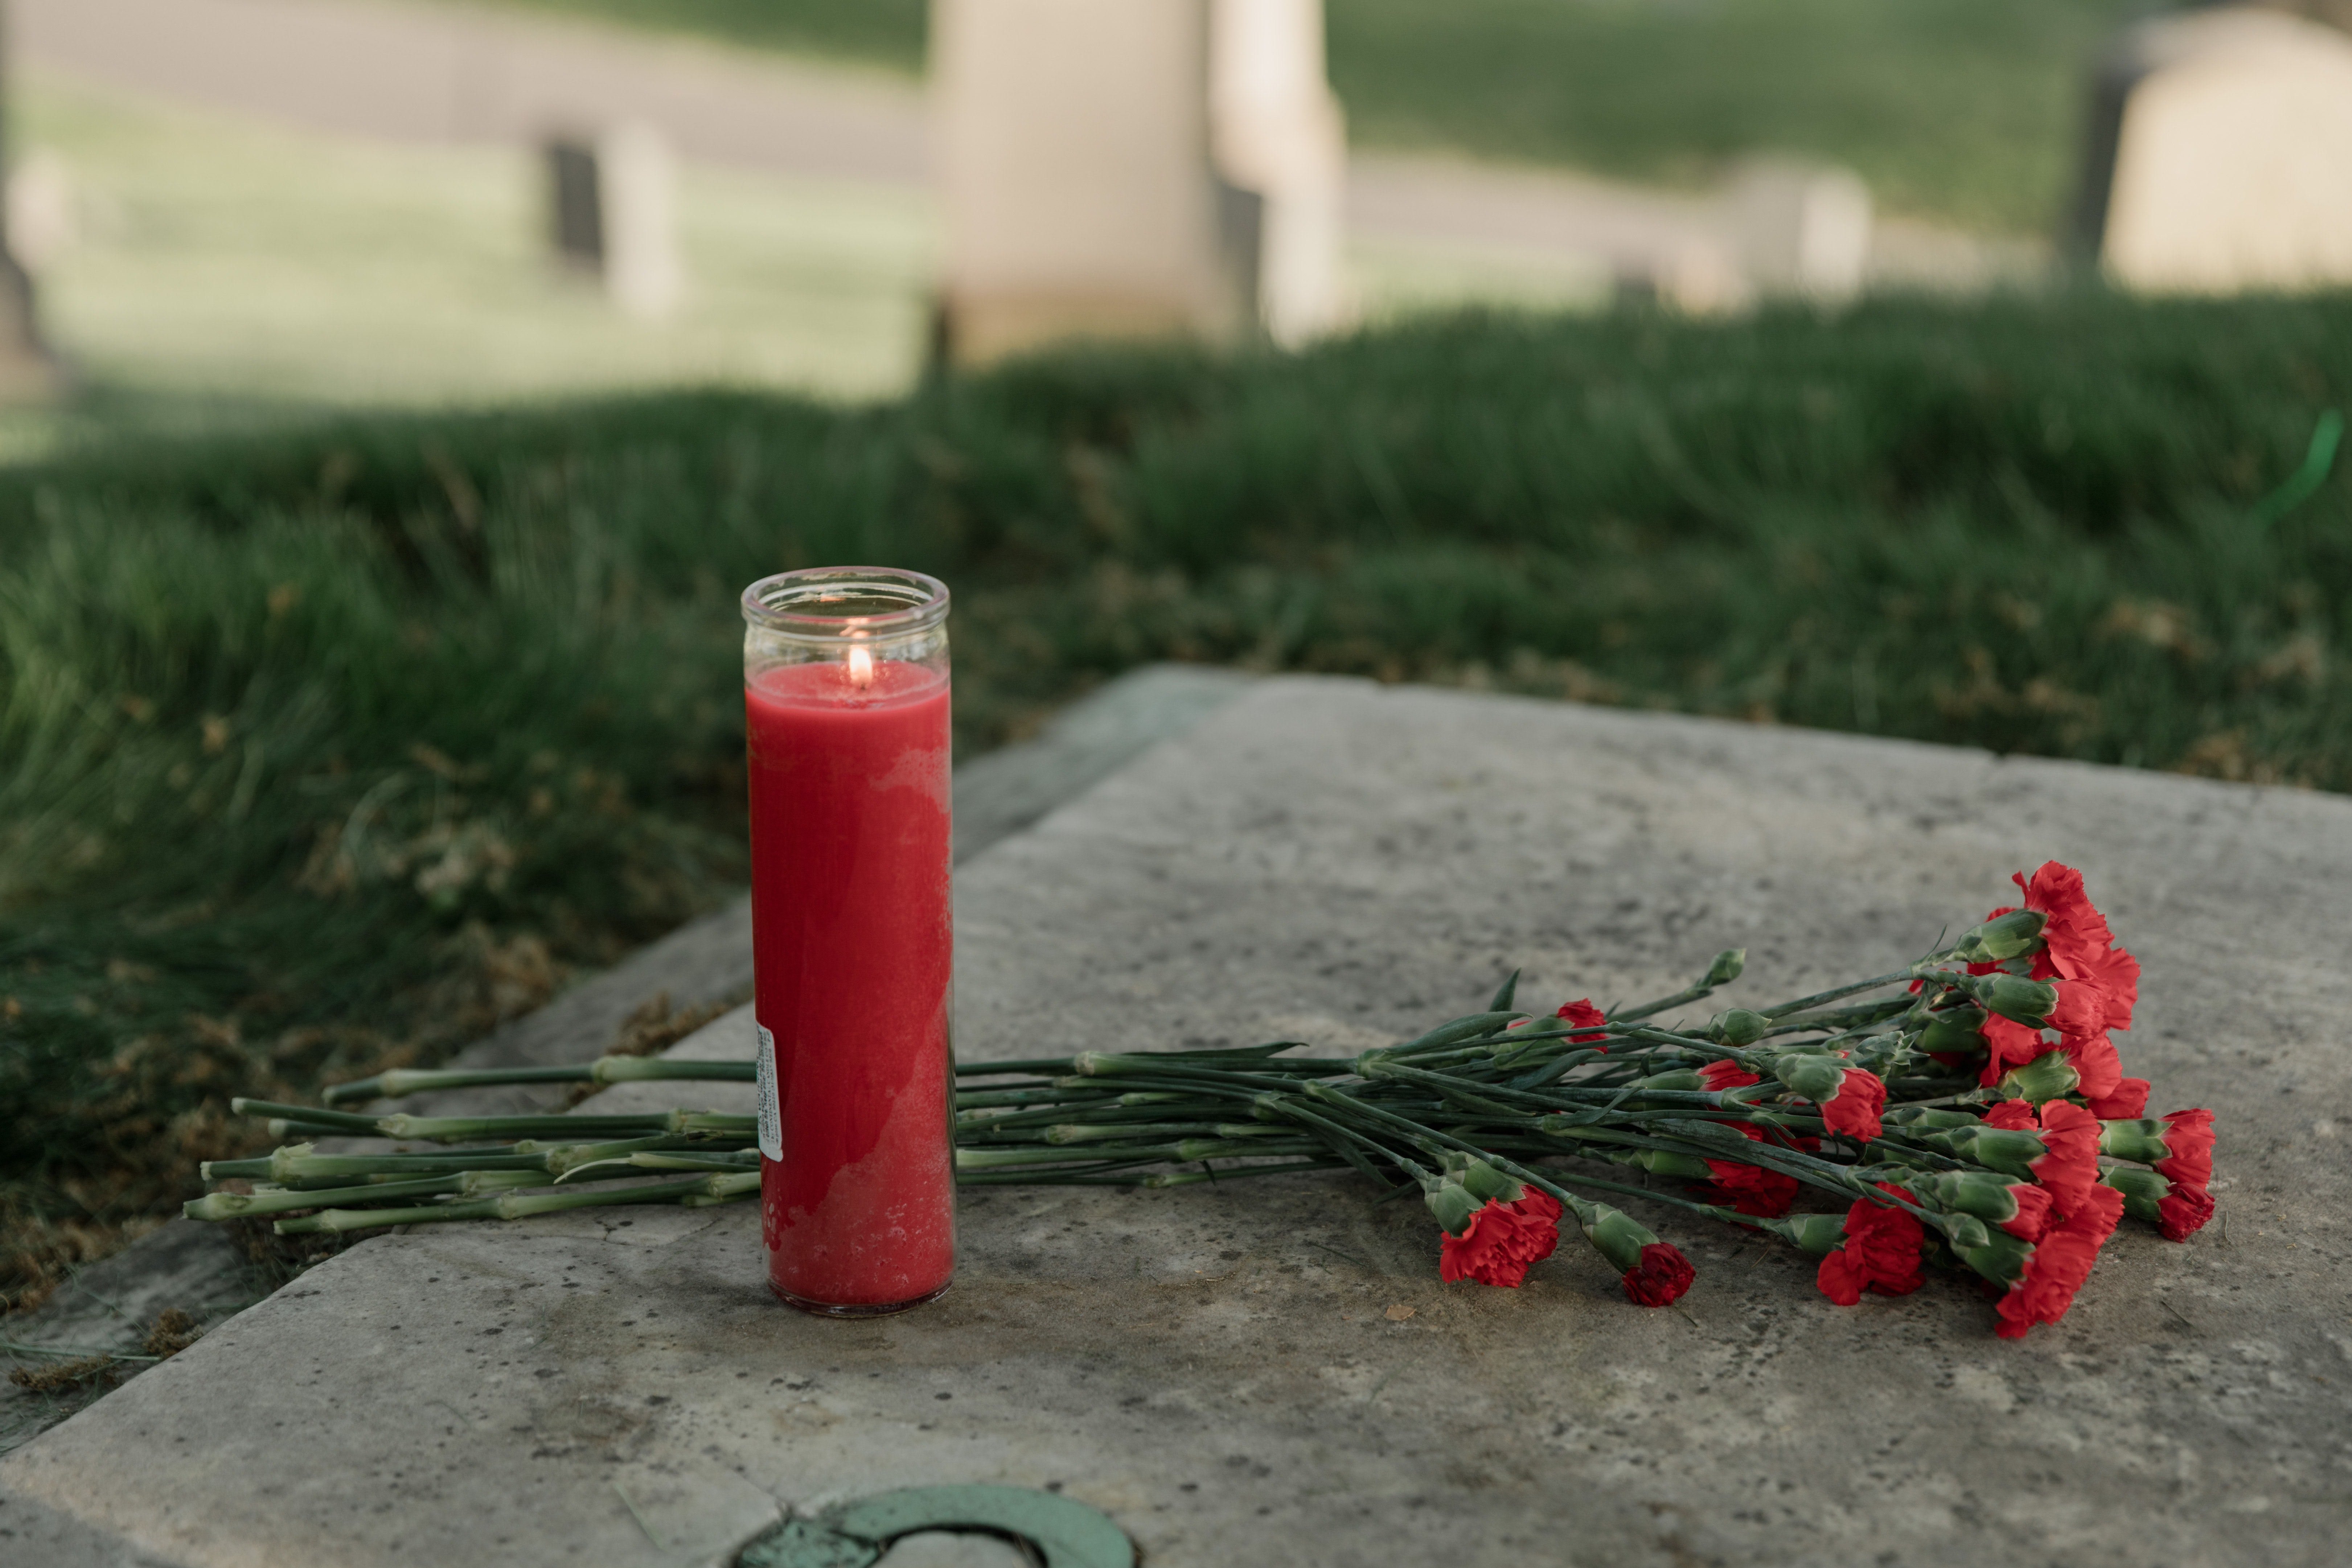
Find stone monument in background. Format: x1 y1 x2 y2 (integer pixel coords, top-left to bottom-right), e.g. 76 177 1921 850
932 0 1346 365
0 0 61 398
544 119 684 319
1725 159 1873 305
2074 7 2352 292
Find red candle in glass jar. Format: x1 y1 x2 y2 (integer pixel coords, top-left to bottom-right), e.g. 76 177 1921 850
742 568 955 1315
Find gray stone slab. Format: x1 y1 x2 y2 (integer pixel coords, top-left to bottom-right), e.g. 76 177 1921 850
0 665 1249 1459
0 1222 256 1457
5 676 2348 1568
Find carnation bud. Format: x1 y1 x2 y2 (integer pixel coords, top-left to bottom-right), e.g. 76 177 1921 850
2096 1119 2173 1164
1773 1213 1848 1255
1965 973 2056 1026
1635 1068 1707 1091
1951 1226 2031 1287
1933 1125 2049 1183
1705 949 1746 987
1580 1203 1660 1276
2101 1162 2214 1241
1442 1150 1523 1204
1771 1054 1848 1103
1908 1169 2028 1226
1629 1149 1715 1181
1883 1106 1977 1131
1953 908 2047 962
1423 1178 1477 1236
2102 1164 2168 1217
1996 1049 2081 1105
1916 1006 1988 1055
1940 1211 1992 1251
1709 1008 1771 1047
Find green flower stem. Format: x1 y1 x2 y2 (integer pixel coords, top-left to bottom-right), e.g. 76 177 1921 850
1069 1052 1348 1084
1061 1065 1305 1103
321 1056 755 1106
1760 968 1921 1019
0 1340 163 1363
1482 1159 1757 1229
274 1173 732 1235
956 1158 1347 1188
1034 1120 1291 1146
228 1099 383 1134
1760 996 1915 1038
958 1100 1229 1133
955 1138 1320 1170
1248 1096 1423 1188
953 1086 1118 1111
955 1057 1088 1077
1360 1010 1531 1065
188 1171 489 1219
553 1151 760 1183
1610 982 1720 1024
251 1109 757 1144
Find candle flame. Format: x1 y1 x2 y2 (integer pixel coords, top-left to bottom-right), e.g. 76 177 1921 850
846 644 875 686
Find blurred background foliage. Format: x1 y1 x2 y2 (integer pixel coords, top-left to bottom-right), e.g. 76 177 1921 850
3 288 2348 1302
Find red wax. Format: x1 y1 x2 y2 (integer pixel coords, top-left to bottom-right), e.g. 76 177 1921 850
746 658 955 1310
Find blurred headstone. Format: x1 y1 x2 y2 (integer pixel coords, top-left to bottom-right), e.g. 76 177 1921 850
1209 0 1347 346
6 149 76 272
933 0 1231 363
932 0 1344 364
0 1 61 397
2074 8 2352 292
1726 160 1872 304
543 120 683 319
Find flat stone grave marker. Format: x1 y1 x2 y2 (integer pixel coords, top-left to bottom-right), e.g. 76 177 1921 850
4 677 2345 1566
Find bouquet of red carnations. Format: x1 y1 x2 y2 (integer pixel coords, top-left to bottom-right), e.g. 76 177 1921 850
193 862 2209 1339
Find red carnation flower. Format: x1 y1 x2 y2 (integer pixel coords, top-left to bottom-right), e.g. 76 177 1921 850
1621 1242 1695 1306
2085 1077 2150 1120
2157 1182 2215 1243
2045 978 2106 1040
1816 1183 1925 1305
1981 1098 2038 1130
2154 1108 2215 1189
1979 1015 2048 1086
1698 1058 1760 1092
2000 1181 2055 1243
1994 1182 2124 1338
1702 1125 1798 1216
1555 998 1609 1046
2059 1027 2123 1103
1819 1067 1886 1142
2011 863 2140 1032
2027 1101 2101 1218
1438 1190 1563 1289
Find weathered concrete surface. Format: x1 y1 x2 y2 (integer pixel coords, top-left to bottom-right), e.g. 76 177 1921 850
4 677 2348 1568
0 1221 256 1457
0 665 1248 1459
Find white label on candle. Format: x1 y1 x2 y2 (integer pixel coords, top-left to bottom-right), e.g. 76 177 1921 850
755 1022 782 1161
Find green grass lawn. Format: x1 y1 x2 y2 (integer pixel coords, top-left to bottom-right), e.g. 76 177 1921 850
4 288 2348 1304
450 0 2149 233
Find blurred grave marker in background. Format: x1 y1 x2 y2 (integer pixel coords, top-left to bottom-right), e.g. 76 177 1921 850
932 0 1345 365
1727 159 1873 305
544 120 683 319
1209 0 1346 346
0 0 59 397
2075 7 2352 293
